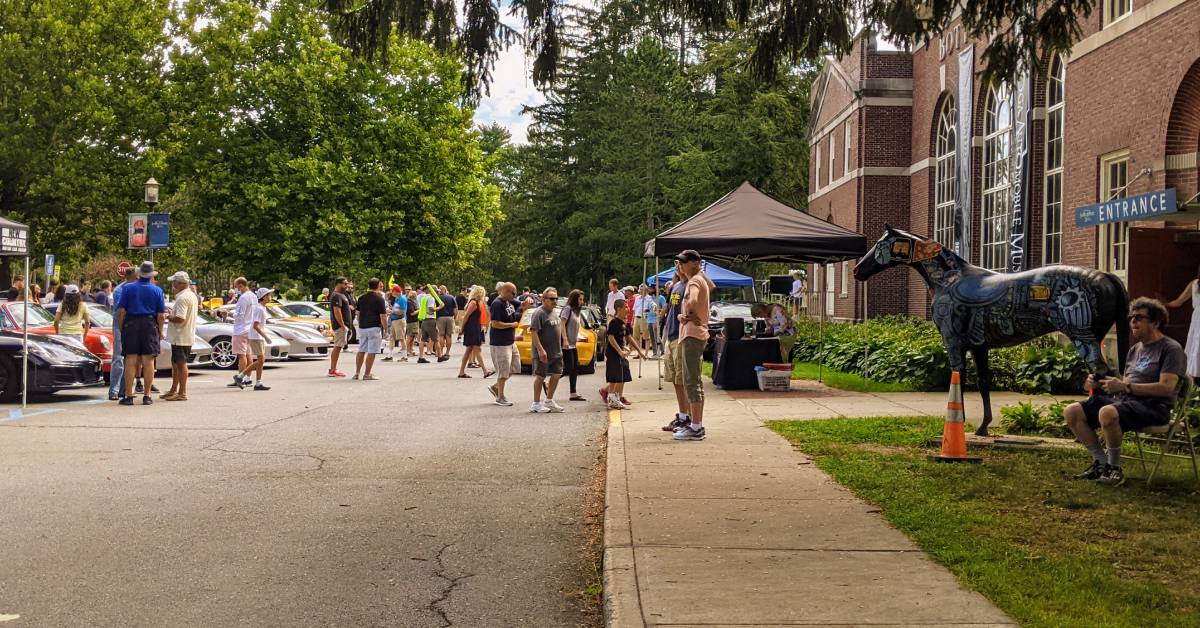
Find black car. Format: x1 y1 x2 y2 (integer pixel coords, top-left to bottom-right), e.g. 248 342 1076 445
0 331 105 402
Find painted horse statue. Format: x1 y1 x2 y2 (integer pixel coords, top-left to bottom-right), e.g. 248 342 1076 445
853 226 1129 436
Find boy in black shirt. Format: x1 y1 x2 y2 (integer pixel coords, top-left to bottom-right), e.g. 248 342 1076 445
604 299 645 409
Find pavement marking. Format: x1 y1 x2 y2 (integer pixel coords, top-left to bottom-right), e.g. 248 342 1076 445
74 398 110 405
1 408 63 423
608 408 621 426
0 614 19 622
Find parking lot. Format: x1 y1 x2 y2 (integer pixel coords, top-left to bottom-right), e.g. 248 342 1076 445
0 353 607 626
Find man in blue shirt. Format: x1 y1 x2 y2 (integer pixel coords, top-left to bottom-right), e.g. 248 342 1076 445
115 261 166 406
385 285 408 362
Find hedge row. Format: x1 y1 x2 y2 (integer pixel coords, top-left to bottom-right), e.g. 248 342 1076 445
790 315 1089 393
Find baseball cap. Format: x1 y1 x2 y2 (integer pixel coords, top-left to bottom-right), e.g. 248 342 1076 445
168 271 190 284
674 250 702 263
64 284 80 295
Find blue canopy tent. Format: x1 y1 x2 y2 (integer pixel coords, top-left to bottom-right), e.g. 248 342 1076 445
645 261 754 290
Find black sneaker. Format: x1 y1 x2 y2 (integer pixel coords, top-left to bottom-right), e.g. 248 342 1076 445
254 383 271 391
1072 460 1105 481
672 425 706 441
1096 464 1125 487
382 356 393 362
142 396 153 405
118 397 135 406
418 358 430 364
135 383 144 394
437 356 449 362
150 385 160 393
661 413 689 432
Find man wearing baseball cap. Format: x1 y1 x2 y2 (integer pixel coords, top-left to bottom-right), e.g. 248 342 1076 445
114 261 166 406
163 271 197 401
673 249 713 441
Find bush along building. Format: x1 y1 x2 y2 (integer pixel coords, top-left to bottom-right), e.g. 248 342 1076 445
806 0 1200 353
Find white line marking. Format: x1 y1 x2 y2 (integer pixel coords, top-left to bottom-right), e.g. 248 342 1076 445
0 614 19 622
1 408 63 422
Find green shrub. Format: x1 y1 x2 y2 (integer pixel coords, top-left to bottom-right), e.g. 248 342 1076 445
792 315 1089 393
999 400 1070 437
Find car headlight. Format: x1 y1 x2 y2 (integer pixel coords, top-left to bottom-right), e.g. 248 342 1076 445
100 335 111 350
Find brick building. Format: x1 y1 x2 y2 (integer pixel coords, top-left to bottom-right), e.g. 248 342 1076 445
807 0 1200 344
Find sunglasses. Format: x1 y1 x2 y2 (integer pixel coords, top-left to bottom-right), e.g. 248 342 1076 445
1128 314 1149 322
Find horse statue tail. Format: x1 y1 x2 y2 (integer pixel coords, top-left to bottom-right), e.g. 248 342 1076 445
1106 272 1130 375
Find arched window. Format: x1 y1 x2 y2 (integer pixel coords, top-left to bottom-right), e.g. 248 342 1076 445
1043 56 1065 265
933 99 957 248
981 83 1012 271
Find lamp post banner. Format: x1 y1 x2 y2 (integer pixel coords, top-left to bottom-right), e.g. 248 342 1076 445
954 44 974 260
1007 68 1033 273
148 212 170 249
128 213 148 249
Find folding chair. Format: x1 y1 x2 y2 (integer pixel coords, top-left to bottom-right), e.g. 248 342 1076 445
1124 377 1200 486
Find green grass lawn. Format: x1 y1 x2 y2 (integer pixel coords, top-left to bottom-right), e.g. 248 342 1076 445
768 416 1200 628
702 361 915 393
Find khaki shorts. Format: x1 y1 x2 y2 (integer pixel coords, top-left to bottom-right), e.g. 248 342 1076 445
333 327 348 348
490 344 521 380
406 321 420 337
436 316 455 339
632 317 650 341
248 338 267 357
420 318 438 342
390 320 406 342
680 336 706 403
661 339 683 385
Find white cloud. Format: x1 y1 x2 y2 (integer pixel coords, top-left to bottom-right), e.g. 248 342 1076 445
473 41 545 144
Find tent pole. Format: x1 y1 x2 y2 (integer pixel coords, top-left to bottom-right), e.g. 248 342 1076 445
819 262 825 384
22 255 28 409
655 256 661 390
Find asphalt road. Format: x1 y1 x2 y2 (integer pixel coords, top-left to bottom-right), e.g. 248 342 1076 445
0 348 607 627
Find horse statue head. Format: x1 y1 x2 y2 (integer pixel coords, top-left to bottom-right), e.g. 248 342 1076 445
853 224 947 281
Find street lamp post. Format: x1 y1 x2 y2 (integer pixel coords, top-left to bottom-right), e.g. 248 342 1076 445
144 178 159 262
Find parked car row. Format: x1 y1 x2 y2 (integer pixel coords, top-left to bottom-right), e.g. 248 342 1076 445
0 296 338 401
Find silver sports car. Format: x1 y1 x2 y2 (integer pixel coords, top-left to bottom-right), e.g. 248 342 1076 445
193 310 290 369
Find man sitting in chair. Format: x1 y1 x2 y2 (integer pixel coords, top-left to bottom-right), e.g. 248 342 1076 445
1065 297 1188 487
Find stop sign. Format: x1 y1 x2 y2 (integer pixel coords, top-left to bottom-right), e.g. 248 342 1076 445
116 261 133 277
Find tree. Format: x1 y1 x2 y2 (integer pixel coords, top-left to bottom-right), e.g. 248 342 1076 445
322 0 1097 96
0 0 172 269
166 0 502 288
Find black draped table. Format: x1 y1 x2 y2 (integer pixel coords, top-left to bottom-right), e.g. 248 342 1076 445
711 336 784 389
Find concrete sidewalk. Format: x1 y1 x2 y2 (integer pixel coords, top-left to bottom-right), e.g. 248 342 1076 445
603 375 1019 627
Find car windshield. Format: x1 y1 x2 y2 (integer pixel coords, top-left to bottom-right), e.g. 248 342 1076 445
520 306 560 327
87 305 114 327
266 304 291 319
8 302 55 327
711 303 753 320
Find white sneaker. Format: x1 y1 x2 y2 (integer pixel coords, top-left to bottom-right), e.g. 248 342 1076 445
494 396 513 407
530 401 550 413
607 395 629 410
545 400 565 413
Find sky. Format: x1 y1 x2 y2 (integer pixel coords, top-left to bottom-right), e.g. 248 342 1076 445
472 39 546 144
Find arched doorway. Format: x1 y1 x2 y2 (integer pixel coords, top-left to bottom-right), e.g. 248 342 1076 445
1165 58 1200 206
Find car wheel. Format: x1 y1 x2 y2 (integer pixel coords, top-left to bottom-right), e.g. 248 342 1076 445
210 337 238 369
0 357 19 403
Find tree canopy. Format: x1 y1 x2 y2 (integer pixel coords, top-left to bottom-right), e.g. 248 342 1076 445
0 0 502 289
323 0 1097 97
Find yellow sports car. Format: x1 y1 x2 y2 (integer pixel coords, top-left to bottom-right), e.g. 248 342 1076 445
514 307 597 374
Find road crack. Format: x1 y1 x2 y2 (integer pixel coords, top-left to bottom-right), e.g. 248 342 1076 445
428 543 474 627
199 405 332 471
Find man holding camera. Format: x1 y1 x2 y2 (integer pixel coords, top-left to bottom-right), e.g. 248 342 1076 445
1064 297 1187 487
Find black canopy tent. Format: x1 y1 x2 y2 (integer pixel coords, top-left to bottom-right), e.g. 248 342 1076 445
644 182 867 263
0 215 31 407
643 182 868 387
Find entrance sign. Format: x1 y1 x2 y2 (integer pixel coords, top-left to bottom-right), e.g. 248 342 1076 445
0 222 28 256
128 213 148 248
148 212 170 249
954 45 974 259
1074 188 1177 227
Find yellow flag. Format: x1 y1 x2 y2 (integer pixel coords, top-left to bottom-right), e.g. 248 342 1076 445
388 275 396 290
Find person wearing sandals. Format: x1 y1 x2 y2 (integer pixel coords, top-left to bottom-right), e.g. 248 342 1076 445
457 285 493 379
560 289 587 401
162 271 197 401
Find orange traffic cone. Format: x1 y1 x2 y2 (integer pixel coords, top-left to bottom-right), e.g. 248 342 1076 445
930 371 981 463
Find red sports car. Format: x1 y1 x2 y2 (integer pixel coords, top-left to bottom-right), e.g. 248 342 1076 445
0 300 114 375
